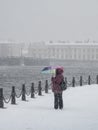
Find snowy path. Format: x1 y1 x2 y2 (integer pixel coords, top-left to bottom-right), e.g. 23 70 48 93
0 85 98 130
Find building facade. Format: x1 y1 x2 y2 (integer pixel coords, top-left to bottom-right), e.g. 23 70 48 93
0 42 22 57
0 42 98 61
27 42 98 61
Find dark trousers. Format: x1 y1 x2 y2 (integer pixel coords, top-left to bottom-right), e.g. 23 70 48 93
54 93 63 109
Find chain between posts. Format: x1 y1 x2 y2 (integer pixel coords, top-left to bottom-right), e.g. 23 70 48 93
15 91 22 98
67 81 72 87
3 96 11 104
26 90 31 96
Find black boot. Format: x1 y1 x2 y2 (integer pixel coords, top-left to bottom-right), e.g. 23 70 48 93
58 93 63 109
54 94 58 109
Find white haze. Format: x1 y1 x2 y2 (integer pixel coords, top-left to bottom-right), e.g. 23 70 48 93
0 0 98 42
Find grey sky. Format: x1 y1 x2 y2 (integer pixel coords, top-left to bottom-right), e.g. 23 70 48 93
0 0 98 42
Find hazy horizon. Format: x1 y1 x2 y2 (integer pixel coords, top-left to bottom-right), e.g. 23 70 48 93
0 0 98 42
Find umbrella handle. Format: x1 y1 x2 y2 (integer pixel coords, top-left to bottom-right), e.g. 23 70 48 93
52 73 55 77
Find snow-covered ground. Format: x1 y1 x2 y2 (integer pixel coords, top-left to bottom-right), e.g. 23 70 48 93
0 85 98 130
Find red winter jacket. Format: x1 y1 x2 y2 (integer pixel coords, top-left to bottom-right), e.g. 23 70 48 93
51 74 64 93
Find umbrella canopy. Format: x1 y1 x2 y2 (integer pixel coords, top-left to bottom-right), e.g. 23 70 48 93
41 66 63 74
41 66 55 74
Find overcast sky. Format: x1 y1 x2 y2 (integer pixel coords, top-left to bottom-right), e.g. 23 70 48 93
0 0 98 42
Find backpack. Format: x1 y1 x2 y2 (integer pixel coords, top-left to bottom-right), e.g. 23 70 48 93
60 80 67 91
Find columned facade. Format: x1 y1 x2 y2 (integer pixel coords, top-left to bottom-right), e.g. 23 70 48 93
0 42 98 61
0 43 22 57
27 43 98 61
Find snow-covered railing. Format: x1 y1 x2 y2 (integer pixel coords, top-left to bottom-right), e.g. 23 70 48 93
0 80 49 108
0 75 98 108
66 75 98 87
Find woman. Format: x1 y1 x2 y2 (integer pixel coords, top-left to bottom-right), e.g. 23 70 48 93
51 68 64 109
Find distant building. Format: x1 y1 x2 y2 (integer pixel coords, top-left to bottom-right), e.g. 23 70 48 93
0 42 22 57
0 41 98 61
28 42 49 59
27 42 98 61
